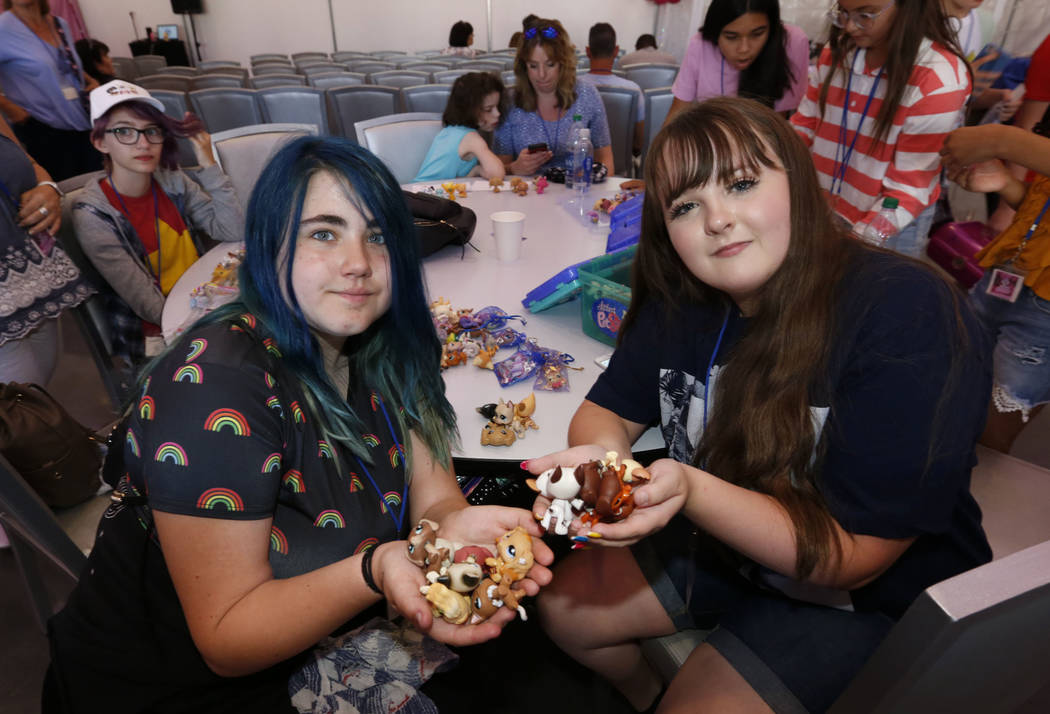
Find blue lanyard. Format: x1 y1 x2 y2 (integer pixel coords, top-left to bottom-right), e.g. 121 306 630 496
0 177 18 210
352 392 409 534
107 176 163 284
702 308 732 434
831 51 883 196
1007 196 1050 265
540 108 564 155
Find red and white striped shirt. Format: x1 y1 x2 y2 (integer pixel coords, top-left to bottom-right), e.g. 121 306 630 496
791 40 970 233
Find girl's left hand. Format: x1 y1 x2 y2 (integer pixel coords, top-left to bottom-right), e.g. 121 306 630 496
438 504 554 591
577 457 690 547
17 184 61 235
185 115 217 167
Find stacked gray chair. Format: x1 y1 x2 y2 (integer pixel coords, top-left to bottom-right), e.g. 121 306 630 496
253 63 297 76
189 88 263 133
111 56 137 80
370 50 406 59
209 123 318 212
136 74 190 92
349 61 398 77
199 60 241 71
257 86 328 134
300 62 346 77
456 60 505 72
161 66 198 77
402 62 451 75
641 87 674 169
326 85 400 140
401 84 453 114
251 74 307 89
368 70 431 90
133 54 166 76
149 89 198 167
308 72 367 90
190 74 246 90
595 85 639 177
251 53 290 64
433 68 471 85
501 70 517 86
624 63 679 91
200 66 249 82
332 51 369 63
292 51 328 63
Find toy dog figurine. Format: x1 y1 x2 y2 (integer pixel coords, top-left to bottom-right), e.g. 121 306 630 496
578 452 651 527
484 526 534 619
527 465 584 536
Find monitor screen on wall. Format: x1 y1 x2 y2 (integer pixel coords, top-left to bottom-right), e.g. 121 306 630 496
170 0 203 14
156 24 179 40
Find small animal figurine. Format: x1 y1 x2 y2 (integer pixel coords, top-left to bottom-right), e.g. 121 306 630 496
473 345 498 369
509 177 528 196
511 393 538 438
456 183 467 199
534 175 548 194
484 526 534 619
480 420 516 446
578 452 651 527
420 582 471 624
441 181 459 200
429 296 454 318
527 465 584 535
406 518 440 567
435 557 484 593
440 341 467 369
469 577 504 624
489 176 504 193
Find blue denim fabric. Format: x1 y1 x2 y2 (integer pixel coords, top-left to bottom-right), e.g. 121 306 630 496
887 202 937 258
969 270 1050 414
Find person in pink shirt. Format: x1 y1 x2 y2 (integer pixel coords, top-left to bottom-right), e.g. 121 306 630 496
665 0 809 126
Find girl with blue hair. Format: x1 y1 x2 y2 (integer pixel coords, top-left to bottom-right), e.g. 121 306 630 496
46 135 552 711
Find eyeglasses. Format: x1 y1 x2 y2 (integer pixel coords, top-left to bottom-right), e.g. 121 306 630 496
524 25 558 40
105 126 165 145
826 1 895 30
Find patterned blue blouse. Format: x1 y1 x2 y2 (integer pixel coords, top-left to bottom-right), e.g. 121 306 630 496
494 82 611 170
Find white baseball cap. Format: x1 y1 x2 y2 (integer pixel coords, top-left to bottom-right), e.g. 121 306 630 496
89 80 166 123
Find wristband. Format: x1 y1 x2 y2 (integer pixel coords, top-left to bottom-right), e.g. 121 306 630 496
361 545 383 596
37 180 63 197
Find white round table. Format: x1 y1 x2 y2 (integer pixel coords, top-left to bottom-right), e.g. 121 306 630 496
161 177 663 462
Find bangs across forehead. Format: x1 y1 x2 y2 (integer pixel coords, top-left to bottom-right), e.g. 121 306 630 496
650 119 778 207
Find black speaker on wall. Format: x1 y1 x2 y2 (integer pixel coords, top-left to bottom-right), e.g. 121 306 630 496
171 0 202 13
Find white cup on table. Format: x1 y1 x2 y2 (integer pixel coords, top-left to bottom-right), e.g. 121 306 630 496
491 211 525 262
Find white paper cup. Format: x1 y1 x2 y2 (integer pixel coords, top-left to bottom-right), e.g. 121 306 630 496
491 211 525 262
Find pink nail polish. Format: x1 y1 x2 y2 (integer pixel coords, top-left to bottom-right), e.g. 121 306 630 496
519 460 530 470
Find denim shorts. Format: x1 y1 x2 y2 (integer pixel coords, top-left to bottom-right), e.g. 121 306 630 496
969 270 1050 419
632 518 895 714
886 202 937 258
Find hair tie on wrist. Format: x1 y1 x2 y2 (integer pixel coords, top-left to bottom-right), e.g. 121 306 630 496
361 546 383 596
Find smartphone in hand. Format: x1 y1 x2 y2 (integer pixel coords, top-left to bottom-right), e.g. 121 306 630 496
527 142 549 153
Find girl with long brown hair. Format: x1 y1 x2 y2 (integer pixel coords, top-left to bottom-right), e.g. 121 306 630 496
527 97 991 712
791 0 970 260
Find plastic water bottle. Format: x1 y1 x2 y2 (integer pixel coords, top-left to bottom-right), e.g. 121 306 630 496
572 127 593 203
565 114 583 189
863 197 899 247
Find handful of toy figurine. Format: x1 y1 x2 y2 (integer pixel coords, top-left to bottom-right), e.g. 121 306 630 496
407 520 534 625
526 451 650 536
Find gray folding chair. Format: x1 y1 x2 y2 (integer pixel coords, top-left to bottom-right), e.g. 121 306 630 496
641 87 674 169
347 60 397 76
190 73 246 90
161 66 198 77
369 50 407 59
256 86 328 134
402 62 451 74
135 74 191 92
401 84 453 115
332 51 369 63
133 54 167 76
198 60 241 71
830 539 1050 713
501 70 517 86
210 123 317 211
595 85 639 177
251 74 307 89
200 66 249 81
577 57 591 70
625 63 680 91
188 88 263 133
111 56 137 80
326 85 400 140
433 69 472 85
291 51 328 62
253 63 297 76
308 72 366 90
299 63 345 77
354 112 443 184
251 53 290 64
368 70 431 90
148 89 198 167
456 60 505 72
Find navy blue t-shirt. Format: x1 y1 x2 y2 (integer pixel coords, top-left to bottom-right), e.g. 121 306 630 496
589 249 993 618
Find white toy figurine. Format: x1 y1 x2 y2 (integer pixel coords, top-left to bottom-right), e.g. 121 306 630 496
526 465 584 536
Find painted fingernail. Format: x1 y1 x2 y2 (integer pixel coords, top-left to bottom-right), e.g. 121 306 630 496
571 535 590 543
587 531 602 539
519 460 530 470
571 542 591 551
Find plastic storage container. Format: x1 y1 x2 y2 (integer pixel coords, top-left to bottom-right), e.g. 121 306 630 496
578 246 635 345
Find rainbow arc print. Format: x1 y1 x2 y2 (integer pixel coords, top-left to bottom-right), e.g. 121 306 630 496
173 364 203 384
314 509 345 528
379 490 401 514
185 338 208 361
197 487 245 511
262 452 282 472
354 537 378 554
204 408 251 436
138 394 155 421
126 428 141 458
154 442 188 466
282 469 305 493
270 525 289 554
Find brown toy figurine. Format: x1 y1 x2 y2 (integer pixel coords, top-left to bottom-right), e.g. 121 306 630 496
575 452 651 528
420 582 471 624
484 526 534 619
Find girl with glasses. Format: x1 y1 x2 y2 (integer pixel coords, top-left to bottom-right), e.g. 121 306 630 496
495 18 613 177
791 0 970 259
664 0 810 127
72 80 244 368
526 96 991 713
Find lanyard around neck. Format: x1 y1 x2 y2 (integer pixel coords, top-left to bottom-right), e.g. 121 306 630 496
540 107 564 154
351 392 409 534
1005 196 1050 265
831 50 883 196
107 176 163 284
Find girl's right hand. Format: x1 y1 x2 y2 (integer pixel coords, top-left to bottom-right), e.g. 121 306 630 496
509 147 552 176
524 444 613 524
583 457 690 547
946 158 1011 194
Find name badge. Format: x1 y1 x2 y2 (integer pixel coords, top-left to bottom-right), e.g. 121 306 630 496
986 267 1025 303
61 85 79 101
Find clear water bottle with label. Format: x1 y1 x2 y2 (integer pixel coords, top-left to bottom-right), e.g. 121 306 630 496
863 197 899 247
565 113 584 189
572 128 593 204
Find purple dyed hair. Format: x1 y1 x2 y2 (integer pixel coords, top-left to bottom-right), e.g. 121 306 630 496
91 100 204 171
